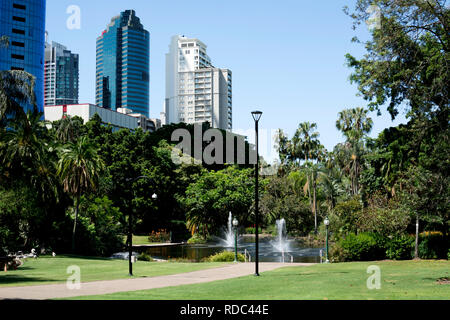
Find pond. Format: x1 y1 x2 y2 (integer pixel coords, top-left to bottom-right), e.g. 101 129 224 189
137 236 324 263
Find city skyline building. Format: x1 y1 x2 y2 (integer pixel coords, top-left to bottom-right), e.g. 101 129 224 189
44 103 161 133
44 33 79 106
0 0 46 113
163 35 232 130
95 10 150 117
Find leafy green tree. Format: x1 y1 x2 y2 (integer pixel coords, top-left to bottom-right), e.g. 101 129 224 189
57 135 105 252
261 174 314 236
344 0 449 122
181 166 255 239
76 195 123 256
51 115 84 143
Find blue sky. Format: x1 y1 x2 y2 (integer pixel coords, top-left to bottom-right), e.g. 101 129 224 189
45 0 407 162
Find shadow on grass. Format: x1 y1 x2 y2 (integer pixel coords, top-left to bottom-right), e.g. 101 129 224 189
50 254 113 261
0 275 59 286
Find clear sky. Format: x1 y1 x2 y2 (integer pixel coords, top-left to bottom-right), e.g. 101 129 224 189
45 0 407 162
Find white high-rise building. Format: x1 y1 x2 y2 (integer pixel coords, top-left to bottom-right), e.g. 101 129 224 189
163 35 232 130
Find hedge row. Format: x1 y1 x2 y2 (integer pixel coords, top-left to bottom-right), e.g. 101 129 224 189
330 233 449 262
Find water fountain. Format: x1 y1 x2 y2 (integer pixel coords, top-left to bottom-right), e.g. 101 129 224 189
135 215 322 263
270 218 292 262
218 212 236 247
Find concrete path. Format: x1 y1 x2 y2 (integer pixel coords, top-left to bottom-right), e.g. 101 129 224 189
0 262 313 300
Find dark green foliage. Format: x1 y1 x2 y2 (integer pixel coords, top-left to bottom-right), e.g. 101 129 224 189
72 196 123 256
260 174 315 236
330 233 384 262
330 197 362 235
385 235 415 260
138 252 154 262
244 227 262 234
206 250 245 262
418 233 450 260
330 232 416 262
181 166 256 238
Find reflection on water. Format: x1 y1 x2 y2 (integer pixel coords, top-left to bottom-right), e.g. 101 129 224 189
137 237 323 263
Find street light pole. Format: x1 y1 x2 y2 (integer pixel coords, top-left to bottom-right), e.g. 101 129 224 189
233 217 238 263
251 111 262 277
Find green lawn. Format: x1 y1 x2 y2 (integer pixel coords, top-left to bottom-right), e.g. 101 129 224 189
0 255 226 287
69 260 450 300
123 235 166 245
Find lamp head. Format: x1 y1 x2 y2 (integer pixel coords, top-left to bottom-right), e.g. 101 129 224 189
232 218 238 227
324 218 330 226
152 193 158 200
251 111 263 122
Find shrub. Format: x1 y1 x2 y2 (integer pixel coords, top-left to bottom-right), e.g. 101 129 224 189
138 252 154 262
187 233 211 244
330 233 384 262
148 229 171 243
332 198 362 235
385 235 414 260
206 250 245 262
418 233 449 259
244 227 262 234
447 249 450 260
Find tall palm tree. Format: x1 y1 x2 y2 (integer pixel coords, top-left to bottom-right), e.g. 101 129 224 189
289 122 323 232
57 136 104 252
54 115 84 143
336 108 373 195
291 122 321 164
0 111 49 181
336 107 373 142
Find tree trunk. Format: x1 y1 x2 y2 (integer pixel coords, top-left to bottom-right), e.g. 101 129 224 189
414 214 419 259
313 178 317 234
72 194 80 253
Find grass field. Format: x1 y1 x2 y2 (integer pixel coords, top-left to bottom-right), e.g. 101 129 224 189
0 255 226 288
123 235 166 245
69 260 450 300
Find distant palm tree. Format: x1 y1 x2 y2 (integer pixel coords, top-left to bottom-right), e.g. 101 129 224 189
57 136 104 252
0 111 49 181
336 108 373 195
54 115 84 143
291 122 321 163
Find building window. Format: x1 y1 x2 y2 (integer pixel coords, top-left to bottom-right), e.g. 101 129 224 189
12 3 26 10
11 41 24 47
11 54 24 60
12 16 26 22
12 28 25 35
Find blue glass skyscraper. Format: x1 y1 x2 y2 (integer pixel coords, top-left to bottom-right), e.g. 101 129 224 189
96 10 150 117
0 0 46 113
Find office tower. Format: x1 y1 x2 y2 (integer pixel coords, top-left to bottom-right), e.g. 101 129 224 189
0 0 46 112
95 10 150 117
163 35 232 130
44 34 79 106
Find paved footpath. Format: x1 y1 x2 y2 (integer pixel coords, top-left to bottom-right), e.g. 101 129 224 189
0 262 313 300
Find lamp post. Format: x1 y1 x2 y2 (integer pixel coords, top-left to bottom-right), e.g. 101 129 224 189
126 175 156 276
324 217 330 263
251 110 262 276
232 217 238 262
